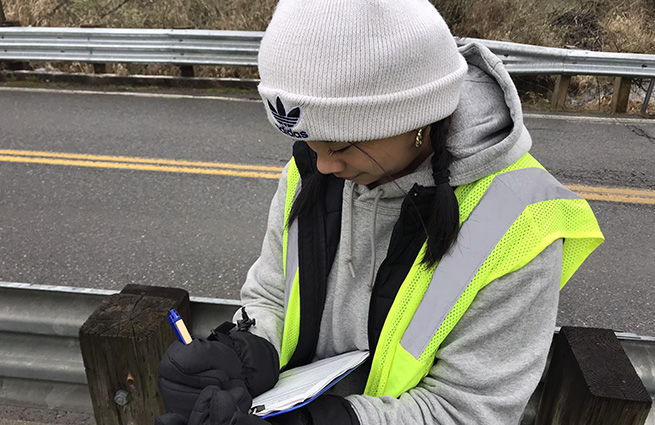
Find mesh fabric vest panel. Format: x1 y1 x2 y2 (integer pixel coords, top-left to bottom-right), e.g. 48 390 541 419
364 154 603 397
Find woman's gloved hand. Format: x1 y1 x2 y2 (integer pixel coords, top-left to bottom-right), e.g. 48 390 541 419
158 337 248 417
188 385 252 425
157 316 279 419
155 385 271 425
229 412 271 425
267 395 361 425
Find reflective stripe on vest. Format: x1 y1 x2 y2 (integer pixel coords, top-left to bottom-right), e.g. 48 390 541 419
400 167 579 359
285 219 299 311
280 153 604 391
280 158 302 369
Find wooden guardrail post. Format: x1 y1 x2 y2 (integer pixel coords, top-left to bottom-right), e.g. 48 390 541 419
179 64 195 78
611 77 632 113
640 78 654 115
80 284 190 425
535 327 652 425
0 0 6 24
551 75 571 110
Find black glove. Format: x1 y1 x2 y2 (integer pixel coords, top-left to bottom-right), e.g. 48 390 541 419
230 412 271 425
158 315 279 419
156 385 271 425
210 324 280 396
158 337 249 417
188 385 252 425
266 395 360 425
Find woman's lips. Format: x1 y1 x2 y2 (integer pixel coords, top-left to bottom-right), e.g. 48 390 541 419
335 173 361 180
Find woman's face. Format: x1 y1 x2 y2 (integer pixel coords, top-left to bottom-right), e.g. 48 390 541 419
305 127 432 188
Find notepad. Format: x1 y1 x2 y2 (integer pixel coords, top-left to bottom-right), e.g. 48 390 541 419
251 350 369 418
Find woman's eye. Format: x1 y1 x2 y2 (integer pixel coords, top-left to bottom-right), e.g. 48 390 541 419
329 146 351 155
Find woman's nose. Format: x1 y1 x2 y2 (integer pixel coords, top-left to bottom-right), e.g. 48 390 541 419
315 154 345 175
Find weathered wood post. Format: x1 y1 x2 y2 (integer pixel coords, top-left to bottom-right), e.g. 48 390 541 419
611 77 632 113
641 78 654 115
80 284 190 425
551 75 572 110
0 0 6 24
535 327 652 425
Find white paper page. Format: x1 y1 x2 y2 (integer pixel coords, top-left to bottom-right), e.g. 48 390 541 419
251 350 369 416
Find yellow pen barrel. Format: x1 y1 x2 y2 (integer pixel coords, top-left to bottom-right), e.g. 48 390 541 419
175 319 193 344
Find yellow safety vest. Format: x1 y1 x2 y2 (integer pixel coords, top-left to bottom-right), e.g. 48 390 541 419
280 153 603 397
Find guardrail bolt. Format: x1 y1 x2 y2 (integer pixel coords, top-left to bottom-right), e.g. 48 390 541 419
114 389 131 406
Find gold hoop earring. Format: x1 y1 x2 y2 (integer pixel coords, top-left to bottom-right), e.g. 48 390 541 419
415 128 423 148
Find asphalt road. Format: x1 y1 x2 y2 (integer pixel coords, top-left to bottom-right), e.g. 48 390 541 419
1 86 654 336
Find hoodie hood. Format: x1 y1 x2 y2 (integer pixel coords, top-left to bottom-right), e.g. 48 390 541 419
447 42 532 186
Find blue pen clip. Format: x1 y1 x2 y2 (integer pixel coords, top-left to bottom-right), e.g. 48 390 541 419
168 309 192 344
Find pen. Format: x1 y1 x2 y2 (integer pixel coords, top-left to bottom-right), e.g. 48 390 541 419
168 309 192 345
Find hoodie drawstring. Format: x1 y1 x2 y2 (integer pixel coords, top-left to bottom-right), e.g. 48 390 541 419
345 185 356 278
345 185 384 286
369 188 384 287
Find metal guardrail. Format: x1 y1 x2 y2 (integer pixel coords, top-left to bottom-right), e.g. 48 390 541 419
459 37 655 78
1 27 653 113
1 27 654 78
0 281 653 424
0 27 262 66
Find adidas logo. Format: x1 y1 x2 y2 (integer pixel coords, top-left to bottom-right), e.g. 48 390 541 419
268 96 309 139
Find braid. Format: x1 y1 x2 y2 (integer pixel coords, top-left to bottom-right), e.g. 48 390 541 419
422 118 460 266
287 171 324 229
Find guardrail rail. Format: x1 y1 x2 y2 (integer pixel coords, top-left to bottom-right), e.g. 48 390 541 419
1 27 654 113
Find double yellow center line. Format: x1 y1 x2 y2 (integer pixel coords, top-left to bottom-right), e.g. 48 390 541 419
0 149 283 180
1 149 654 205
566 184 655 205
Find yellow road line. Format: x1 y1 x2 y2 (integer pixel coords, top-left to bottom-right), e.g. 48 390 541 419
567 184 655 205
0 149 285 172
1 150 654 204
0 155 281 179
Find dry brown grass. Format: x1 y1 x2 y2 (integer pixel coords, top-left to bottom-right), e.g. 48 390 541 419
2 0 278 29
435 0 655 54
603 10 655 53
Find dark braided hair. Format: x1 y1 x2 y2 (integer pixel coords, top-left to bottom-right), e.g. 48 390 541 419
422 118 460 266
287 171 325 228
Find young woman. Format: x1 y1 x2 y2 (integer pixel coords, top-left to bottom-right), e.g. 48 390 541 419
157 1 604 424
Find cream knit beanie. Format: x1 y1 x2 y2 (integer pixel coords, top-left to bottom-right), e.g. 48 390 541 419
258 0 468 142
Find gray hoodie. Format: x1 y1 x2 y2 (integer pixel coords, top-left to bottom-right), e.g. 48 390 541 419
237 43 562 425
